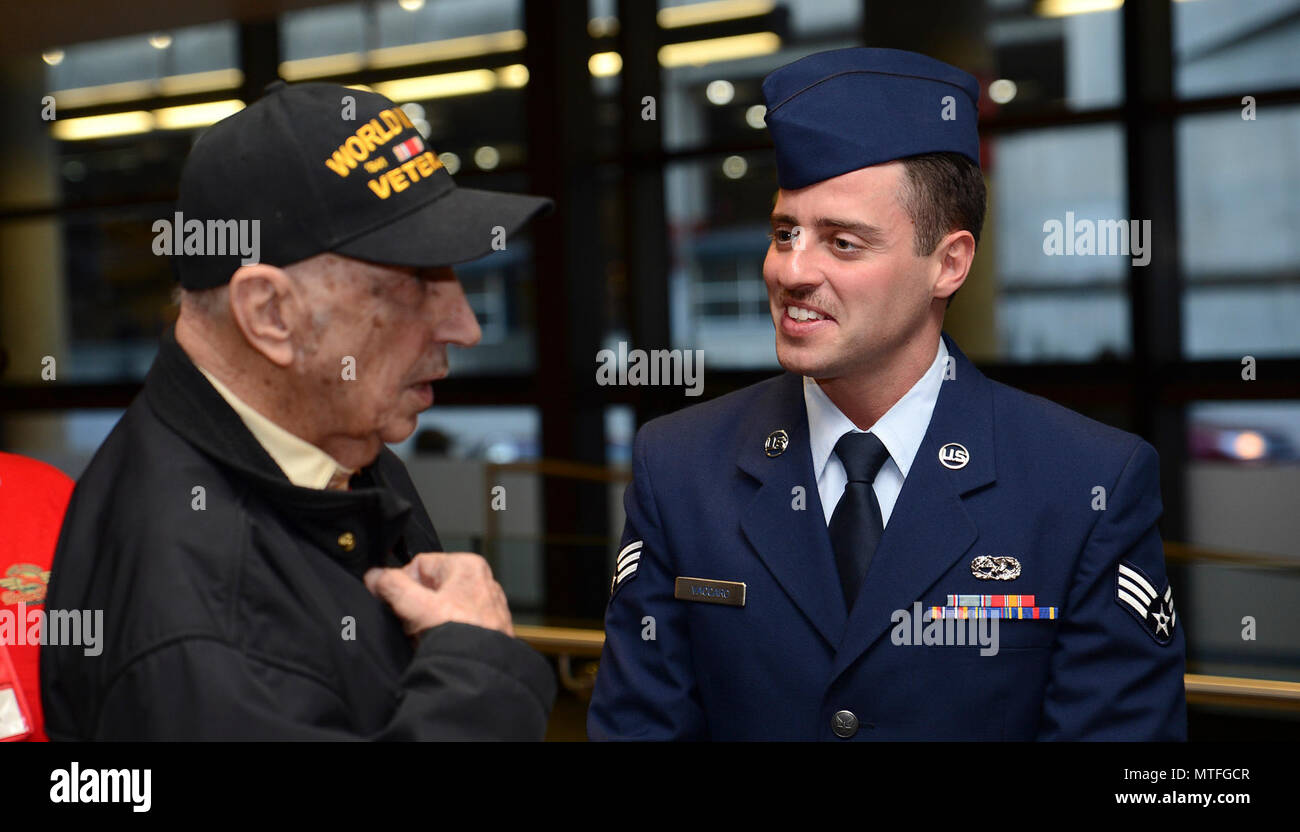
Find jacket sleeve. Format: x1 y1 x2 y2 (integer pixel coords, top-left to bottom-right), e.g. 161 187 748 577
1037 440 1187 740
88 623 555 741
587 424 707 740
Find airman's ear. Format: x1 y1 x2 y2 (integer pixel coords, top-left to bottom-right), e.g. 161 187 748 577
933 229 975 302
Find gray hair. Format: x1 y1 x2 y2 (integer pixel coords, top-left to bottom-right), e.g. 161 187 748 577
173 271 327 330
173 285 230 318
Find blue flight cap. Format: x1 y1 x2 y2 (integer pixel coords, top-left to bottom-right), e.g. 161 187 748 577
761 47 981 190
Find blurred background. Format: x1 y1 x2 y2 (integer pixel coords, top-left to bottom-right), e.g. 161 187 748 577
1 0 1298 739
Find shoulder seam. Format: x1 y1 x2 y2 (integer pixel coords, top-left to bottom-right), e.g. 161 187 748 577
1074 437 1147 563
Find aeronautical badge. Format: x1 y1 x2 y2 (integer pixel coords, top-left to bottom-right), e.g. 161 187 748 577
610 540 643 597
970 555 1020 581
1115 560 1177 646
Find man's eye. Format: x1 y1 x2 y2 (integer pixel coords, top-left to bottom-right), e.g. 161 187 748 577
833 238 858 251
770 229 793 243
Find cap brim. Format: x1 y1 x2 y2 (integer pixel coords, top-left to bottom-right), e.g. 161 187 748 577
331 186 553 268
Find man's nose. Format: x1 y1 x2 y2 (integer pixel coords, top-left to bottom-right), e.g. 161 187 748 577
769 232 821 292
437 277 483 347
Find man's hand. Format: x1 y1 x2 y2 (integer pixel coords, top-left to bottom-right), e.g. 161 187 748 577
364 553 515 638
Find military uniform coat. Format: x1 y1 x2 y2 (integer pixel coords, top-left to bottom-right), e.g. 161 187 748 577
589 332 1186 740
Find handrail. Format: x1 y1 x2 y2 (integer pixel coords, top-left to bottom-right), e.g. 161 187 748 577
1163 541 1300 570
486 459 631 484
515 625 605 658
1184 673 1300 710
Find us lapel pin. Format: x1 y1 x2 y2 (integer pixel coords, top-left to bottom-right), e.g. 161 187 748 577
765 429 789 458
938 442 969 469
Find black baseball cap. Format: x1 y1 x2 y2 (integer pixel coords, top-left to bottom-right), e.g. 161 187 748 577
173 80 553 289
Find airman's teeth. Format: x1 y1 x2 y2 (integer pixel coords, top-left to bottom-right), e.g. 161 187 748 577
786 306 824 322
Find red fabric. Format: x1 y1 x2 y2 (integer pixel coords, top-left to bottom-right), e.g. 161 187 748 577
0 452 74 742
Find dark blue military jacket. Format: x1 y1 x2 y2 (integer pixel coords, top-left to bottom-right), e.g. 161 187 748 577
589 332 1186 741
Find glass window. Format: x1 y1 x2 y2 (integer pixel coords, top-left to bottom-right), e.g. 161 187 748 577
432 164 537 375
448 235 539 375
665 153 780 369
281 0 524 79
47 35 160 91
986 0 1124 111
0 410 126 480
1179 558 1300 683
1189 401 1300 466
652 0 1128 123
988 123 1130 360
592 165 629 346
373 0 522 49
1182 399 1300 683
389 404 539 461
60 202 179 382
46 134 196 384
391 405 540 608
1184 398 1300 693
604 404 635 466
587 0 623 161
280 4 368 66
1178 107 1300 359
1174 0 1300 99
46 23 239 104
170 24 241 78
657 0 862 152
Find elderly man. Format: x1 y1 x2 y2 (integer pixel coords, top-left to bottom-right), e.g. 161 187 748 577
42 82 557 740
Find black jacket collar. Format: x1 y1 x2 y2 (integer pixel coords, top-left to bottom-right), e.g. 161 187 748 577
142 326 418 575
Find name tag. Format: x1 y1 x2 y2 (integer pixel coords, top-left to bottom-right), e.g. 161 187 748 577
674 577 746 607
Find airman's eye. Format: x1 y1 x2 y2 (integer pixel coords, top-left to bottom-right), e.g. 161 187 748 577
833 238 858 251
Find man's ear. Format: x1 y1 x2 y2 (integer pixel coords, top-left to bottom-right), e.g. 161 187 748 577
933 229 976 302
227 264 303 368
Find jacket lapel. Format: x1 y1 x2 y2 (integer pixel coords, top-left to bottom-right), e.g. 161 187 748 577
829 332 998 681
737 373 848 648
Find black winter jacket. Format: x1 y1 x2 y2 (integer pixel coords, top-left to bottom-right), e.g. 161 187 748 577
41 327 555 740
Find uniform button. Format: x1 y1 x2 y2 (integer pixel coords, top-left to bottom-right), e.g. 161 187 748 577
337 532 356 552
831 709 859 738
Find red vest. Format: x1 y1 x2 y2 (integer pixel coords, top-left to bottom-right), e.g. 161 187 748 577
0 452 74 741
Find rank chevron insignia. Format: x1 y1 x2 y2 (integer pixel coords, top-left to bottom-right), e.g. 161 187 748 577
1116 560 1177 646
611 540 643 597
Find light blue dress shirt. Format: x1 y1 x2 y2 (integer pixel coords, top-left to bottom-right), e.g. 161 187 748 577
803 336 949 528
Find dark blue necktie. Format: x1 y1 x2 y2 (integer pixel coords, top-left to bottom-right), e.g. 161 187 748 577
828 431 891 611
